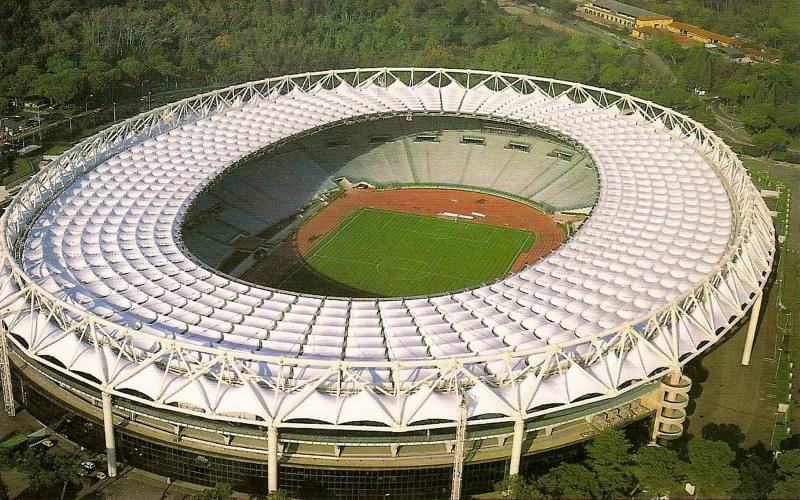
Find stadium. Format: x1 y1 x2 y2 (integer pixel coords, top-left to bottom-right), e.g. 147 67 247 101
0 68 775 498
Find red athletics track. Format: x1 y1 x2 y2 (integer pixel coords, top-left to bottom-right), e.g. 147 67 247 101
295 187 565 273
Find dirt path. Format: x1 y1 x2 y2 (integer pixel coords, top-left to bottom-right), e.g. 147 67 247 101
496 0 585 37
295 187 565 273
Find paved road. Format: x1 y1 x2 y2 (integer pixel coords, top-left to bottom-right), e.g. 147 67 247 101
8 108 103 142
709 101 754 146
7 85 217 144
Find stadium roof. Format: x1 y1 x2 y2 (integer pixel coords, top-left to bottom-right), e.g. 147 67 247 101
590 0 667 20
669 21 738 46
0 68 774 430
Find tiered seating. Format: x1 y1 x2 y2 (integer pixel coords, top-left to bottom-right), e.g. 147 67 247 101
262 124 594 208
535 157 599 211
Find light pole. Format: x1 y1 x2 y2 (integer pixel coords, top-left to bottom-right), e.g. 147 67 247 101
85 94 94 113
36 104 42 144
113 102 116 123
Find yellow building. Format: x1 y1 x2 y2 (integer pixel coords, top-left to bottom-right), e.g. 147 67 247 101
582 0 672 29
665 21 741 48
632 20 741 48
635 16 673 30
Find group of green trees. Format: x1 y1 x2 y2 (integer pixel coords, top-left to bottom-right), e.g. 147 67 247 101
645 36 798 156
560 0 800 157
0 0 652 107
0 445 84 498
495 428 800 499
0 1 796 156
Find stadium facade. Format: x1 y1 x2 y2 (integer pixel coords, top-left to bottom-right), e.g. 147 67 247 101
0 68 774 498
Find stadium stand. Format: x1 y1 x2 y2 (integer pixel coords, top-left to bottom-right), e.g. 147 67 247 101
183 117 599 266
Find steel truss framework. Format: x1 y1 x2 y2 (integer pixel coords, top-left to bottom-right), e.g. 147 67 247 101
0 69 774 440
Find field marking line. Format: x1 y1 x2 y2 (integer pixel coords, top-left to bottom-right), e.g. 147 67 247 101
375 257 432 281
367 207 493 243
308 253 469 284
306 206 538 292
503 232 536 275
394 224 487 244
305 209 366 259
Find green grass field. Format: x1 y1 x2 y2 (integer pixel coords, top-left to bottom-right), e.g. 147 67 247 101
303 208 534 296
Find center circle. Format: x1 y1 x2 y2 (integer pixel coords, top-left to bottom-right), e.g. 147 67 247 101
375 257 432 280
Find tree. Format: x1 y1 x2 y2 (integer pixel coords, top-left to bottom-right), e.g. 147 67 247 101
586 428 634 497
0 1 33 53
116 57 145 84
34 68 84 106
760 27 784 49
536 463 599 499
769 475 800 500
682 439 741 499
732 444 777 500
741 107 772 132
776 450 800 475
10 65 40 98
0 150 16 179
769 450 800 499
189 482 234 500
268 490 290 500
0 449 15 470
599 64 626 89
650 38 684 66
16 449 82 494
632 445 681 498
549 0 577 15
82 59 113 95
771 104 800 133
752 128 790 156
494 474 540 499
718 81 754 104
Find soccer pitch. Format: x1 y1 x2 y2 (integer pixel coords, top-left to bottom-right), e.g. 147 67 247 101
303 208 535 296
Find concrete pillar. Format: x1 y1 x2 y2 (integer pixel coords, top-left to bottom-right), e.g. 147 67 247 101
509 418 525 476
267 425 278 493
741 292 763 366
101 392 117 478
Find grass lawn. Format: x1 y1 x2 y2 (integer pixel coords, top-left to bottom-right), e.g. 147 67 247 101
1 158 35 186
43 143 71 155
684 159 798 449
303 208 534 296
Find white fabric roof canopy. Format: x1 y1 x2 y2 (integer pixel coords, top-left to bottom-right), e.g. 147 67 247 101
0 69 773 428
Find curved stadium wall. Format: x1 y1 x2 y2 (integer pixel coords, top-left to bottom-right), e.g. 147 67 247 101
0 68 775 498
